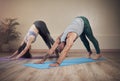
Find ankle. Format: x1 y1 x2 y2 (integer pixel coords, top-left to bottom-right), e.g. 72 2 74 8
97 54 102 56
88 51 92 55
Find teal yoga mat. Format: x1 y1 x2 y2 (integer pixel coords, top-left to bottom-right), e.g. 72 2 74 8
24 57 105 69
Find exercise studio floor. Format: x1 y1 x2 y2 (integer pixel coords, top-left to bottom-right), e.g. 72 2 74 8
0 50 120 81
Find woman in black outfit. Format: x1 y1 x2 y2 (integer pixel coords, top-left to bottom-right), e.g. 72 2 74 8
9 20 59 59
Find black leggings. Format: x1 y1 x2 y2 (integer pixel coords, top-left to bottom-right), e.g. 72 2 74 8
34 21 59 57
18 42 32 58
34 21 54 49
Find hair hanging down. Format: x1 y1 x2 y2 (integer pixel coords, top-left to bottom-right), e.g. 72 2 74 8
18 42 32 58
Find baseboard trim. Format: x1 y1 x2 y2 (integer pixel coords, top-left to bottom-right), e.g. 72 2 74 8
30 49 120 53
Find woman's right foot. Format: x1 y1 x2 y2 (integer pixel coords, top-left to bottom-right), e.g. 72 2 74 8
86 51 92 58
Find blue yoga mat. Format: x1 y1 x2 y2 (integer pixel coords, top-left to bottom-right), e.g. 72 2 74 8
24 57 105 69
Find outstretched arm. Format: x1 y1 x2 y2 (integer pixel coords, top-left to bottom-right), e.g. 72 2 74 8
11 37 33 60
8 50 18 58
9 39 25 58
48 36 61 54
15 42 32 59
34 35 62 64
50 32 77 67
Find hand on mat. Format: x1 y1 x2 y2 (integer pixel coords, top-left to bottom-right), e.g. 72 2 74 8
10 57 18 60
34 59 45 64
6 56 11 59
49 63 59 67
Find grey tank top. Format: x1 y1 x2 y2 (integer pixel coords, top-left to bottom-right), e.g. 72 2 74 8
60 17 84 42
25 31 38 43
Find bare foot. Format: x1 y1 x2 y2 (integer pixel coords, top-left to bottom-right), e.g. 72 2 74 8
86 51 92 58
65 53 69 57
34 59 45 64
49 63 59 67
92 54 102 60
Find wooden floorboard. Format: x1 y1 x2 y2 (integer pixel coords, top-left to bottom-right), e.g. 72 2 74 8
0 51 120 81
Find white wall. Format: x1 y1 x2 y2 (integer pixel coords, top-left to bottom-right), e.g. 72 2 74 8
0 0 120 49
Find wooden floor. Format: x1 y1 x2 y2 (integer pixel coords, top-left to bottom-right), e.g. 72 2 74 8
0 51 120 81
